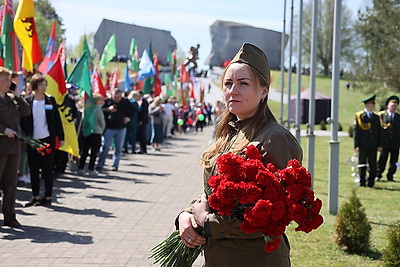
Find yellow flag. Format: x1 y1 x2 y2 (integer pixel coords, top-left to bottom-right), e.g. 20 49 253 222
14 0 42 72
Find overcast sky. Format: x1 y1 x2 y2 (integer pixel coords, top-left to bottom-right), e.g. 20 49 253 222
51 0 372 68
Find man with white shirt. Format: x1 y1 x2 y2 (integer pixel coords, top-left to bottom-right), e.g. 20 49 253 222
377 95 400 182
354 95 382 187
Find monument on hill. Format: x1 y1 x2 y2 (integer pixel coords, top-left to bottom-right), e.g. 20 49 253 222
94 19 177 65
205 20 287 69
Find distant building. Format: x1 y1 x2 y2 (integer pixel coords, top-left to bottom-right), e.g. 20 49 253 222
94 19 177 65
205 20 287 69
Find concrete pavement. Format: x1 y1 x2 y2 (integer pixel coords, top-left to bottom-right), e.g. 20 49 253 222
1 128 211 266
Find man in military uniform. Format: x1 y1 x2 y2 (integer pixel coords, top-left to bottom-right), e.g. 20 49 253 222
377 95 400 182
354 95 382 187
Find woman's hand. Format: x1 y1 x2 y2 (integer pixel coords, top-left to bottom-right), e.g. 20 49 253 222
4 128 16 138
178 211 207 248
192 193 210 227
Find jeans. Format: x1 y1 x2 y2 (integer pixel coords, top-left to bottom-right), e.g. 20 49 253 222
97 128 126 169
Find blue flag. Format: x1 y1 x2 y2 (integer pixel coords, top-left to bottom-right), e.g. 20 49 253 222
137 49 155 81
124 64 131 92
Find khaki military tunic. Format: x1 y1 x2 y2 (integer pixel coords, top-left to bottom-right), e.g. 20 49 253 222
203 118 303 267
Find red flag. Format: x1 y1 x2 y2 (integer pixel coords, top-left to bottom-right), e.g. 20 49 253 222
153 55 161 96
110 67 119 90
91 67 106 98
180 64 189 83
38 21 57 74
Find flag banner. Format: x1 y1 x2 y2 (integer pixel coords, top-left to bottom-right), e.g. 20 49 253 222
46 56 79 157
68 51 95 137
68 51 93 101
137 49 155 81
124 64 130 92
129 37 139 72
110 67 119 91
91 67 106 98
83 35 92 61
14 0 42 72
38 21 57 74
1 0 21 71
180 64 189 84
99 34 116 69
153 55 161 96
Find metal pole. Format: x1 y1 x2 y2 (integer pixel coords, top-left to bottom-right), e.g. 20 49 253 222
307 0 318 188
329 0 342 215
287 0 294 130
295 0 303 142
280 0 287 125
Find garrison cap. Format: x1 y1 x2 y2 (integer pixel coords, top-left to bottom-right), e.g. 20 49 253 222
230 43 270 86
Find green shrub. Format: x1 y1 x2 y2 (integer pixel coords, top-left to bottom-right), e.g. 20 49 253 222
334 188 372 254
338 122 343 131
320 120 327 130
382 219 400 266
348 125 354 137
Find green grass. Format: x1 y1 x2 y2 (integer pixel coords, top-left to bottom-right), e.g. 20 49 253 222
286 135 400 266
266 70 400 266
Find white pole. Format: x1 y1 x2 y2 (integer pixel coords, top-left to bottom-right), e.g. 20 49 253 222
307 0 318 188
295 0 304 142
329 0 342 215
287 0 294 130
280 0 287 125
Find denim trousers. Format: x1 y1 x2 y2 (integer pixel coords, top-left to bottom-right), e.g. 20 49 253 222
97 127 126 169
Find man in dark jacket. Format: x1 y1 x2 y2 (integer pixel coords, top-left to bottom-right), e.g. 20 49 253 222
96 89 135 171
377 95 400 182
354 95 382 187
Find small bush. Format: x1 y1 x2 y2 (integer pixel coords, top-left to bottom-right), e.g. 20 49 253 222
320 120 327 130
338 122 343 131
334 188 372 254
382 219 400 266
348 126 354 137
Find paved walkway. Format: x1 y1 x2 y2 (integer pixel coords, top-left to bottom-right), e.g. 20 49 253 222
1 128 211 266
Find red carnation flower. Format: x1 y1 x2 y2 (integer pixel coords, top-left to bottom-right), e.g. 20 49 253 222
244 145 263 161
235 181 262 204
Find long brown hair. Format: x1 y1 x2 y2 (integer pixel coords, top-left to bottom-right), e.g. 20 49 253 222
200 63 276 168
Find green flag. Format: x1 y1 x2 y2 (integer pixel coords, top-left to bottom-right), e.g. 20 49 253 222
67 51 95 137
68 51 92 100
99 34 116 69
129 37 139 72
1 0 19 70
144 42 154 94
82 35 92 62
164 73 174 97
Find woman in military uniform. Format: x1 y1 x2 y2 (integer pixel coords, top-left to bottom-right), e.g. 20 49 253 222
176 43 303 266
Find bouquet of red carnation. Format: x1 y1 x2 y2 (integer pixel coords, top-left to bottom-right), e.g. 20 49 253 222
207 144 323 252
0 132 52 156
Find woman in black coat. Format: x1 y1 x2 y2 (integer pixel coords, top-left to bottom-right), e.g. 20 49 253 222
21 74 64 207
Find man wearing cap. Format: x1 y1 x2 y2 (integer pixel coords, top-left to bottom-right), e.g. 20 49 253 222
377 95 400 182
354 95 382 187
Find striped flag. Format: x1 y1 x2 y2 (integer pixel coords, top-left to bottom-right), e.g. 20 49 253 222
1 0 21 71
38 21 57 74
46 52 79 157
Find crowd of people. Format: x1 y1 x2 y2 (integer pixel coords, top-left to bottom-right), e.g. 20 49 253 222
0 65 225 228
